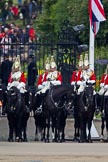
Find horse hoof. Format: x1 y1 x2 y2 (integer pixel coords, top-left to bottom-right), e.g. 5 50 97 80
45 139 50 143
100 135 105 142
74 137 80 142
23 138 28 142
61 139 65 142
8 138 14 142
88 139 92 143
15 137 21 142
52 139 57 142
34 138 38 141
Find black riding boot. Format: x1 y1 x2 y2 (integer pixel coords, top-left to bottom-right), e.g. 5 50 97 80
24 92 30 113
93 94 100 116
2 92 7 115
93 94 98 109
97 94 104 111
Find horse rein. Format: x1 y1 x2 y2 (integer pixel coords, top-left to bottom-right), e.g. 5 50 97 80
49 88 66 109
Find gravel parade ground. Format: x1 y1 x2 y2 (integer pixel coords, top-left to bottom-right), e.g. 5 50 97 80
0 116 108 162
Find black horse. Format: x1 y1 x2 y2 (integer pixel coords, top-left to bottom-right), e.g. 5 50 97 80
99 95 108 142
75 84 95 142
6 86 30 142
44 84 75 142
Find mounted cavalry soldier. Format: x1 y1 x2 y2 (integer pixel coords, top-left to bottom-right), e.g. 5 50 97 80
7 55 29 111
37 56 62 94
71 54 84 94
71 53 97 108
82 53 96 91
7 55 26 93
99 65 108 96
37 57 51 91
98 65 108 111
47 55 62 86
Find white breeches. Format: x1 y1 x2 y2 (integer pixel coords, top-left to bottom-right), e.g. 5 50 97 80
37 81 61 94
77 85 85 95
98 87 105 95
104 90 108 96
10 81 19 88
7 81 26 93
37 82 50 94
77 85 96 95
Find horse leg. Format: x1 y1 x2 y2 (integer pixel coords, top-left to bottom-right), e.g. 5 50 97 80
34 117 39 141
83 120 87 142
80 117 87 143
22 120 28 142
45 117 50 142
79 116 84 143
15 117 23 142
51 116 57 142
51 124 55 142
100 116 105 141
41 115 47 141
74 117 80 141
105 117 108 142
7 115 14 142
87 120 92 143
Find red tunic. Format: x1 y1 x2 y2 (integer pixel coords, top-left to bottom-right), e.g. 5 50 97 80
104 75 108 85
90 72 96 81
70 71 76 84
100 74 107 84
70 70 83 85
8 72 26 84
56 72 62 83
37 72 49 86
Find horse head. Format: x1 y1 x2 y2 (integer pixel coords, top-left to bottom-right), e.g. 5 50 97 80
64 85 75 114
83 84 94 109
6 86 21 113
45 84 75 111
33 92 44 116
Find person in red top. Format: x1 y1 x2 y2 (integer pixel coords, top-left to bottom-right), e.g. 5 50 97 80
82 53 96 86
37 57 50 90
28 25 36 41
37 56 62 94
99 65 108 96
7 55 26 93
47 55 62 85
70 54 84 94
10 4 19 19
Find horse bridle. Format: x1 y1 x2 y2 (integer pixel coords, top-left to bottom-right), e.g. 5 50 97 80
49 88 66 109
81 86 93 111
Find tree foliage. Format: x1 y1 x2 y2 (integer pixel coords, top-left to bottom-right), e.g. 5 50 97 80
36 0 107 49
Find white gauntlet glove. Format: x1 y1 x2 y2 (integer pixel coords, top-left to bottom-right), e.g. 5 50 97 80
104 85 108 90
17 82 25 90
42 81 47 86
7 83 11 90
38 84 43 90
7 81 19 90
51 80 61 85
